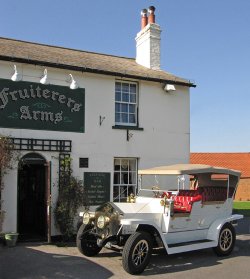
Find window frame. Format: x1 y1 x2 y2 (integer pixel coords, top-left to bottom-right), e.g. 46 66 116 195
113 157 138 202
115 80 138 127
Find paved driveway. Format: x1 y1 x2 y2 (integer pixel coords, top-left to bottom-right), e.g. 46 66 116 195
0 218 249 279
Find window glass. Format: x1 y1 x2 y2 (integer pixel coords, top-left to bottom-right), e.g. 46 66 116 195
121 103 128 113
113 158 137 202
130 84 136 93
121 113 128 123
129 114 136 124
130 93 136 103
129 104 135 113
122 93 129 102
115 91 121 102
115 82 121 92
122 83 129 93
115 103 120 111
115 113 120 123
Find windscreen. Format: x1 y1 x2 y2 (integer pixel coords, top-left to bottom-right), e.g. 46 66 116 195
137 173 238 198
138 174 191 197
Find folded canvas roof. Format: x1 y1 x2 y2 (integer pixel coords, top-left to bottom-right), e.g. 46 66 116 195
138 164 241 177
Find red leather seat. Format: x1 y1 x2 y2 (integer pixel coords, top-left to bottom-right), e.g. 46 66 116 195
173 190 202 213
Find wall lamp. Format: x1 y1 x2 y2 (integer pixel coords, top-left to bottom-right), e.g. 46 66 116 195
40 69 49 84
68 74 79 90
11 65 22 82
163 84 176 92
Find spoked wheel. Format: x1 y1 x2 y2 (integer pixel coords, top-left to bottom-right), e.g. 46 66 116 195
213 223 236 256
76 223 102 257
122 232 152 275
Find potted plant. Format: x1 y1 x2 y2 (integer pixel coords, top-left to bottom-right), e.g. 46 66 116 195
4 232 19 247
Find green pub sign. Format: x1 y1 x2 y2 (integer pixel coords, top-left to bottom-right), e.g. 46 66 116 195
84 172 111 206
0 78 85 132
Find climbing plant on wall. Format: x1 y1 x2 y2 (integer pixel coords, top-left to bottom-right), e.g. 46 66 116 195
0 136 18 232
54 157 88 241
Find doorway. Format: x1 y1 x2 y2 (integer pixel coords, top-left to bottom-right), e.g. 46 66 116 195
18 153 47 241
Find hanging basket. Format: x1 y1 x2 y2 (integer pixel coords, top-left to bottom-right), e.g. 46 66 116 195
5 232 19 247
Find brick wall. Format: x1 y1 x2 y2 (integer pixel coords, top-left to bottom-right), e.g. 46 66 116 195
235 178 250 201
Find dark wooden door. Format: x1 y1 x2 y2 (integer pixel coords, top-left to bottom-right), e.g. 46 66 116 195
18 164 46 240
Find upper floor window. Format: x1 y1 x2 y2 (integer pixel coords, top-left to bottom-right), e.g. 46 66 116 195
115 81 137 126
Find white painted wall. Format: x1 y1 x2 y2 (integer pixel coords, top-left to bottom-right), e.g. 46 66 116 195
0 61 190 234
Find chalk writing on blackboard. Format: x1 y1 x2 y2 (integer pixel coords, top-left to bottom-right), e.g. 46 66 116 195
84 172 110 205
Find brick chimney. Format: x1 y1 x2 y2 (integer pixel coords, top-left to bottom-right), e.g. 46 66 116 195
135 6 161 70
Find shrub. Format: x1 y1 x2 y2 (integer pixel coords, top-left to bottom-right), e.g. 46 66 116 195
0 136 18 232
54 172 88 241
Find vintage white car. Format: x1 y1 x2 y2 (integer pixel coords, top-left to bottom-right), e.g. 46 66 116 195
77 164 243 275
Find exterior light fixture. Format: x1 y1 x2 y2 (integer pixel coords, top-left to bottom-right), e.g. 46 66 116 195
40 69 48 84
163 84 176 92
68 74 78 90
11 65 22 82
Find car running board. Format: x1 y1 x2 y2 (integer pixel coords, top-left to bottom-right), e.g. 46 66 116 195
167 239 217 254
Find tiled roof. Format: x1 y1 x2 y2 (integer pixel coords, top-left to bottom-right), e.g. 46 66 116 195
0 37 195 87
190 153 250 178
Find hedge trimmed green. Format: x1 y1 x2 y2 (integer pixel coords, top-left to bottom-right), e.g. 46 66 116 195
233 202 250 217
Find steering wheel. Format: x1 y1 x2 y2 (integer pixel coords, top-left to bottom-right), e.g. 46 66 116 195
152 186 162 198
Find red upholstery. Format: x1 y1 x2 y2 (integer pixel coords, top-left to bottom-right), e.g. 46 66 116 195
163 187 235 213
173 190 202 213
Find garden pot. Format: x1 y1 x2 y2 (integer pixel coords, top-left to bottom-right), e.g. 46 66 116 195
5 233 19 247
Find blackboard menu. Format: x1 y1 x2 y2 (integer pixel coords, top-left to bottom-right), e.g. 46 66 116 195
84 172 111 205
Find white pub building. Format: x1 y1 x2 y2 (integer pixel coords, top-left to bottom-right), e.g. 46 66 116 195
0 7 195 240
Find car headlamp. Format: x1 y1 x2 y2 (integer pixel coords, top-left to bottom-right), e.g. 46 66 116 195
83 212 90 224
97 215 110 229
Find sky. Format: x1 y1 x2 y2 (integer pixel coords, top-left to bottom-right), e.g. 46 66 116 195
0 0 249 152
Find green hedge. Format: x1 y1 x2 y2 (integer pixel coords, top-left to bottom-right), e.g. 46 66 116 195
233 201 250 217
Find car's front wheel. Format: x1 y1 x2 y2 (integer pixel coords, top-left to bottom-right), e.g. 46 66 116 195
122 231 152 275
76 223 102 257
213 223 236 256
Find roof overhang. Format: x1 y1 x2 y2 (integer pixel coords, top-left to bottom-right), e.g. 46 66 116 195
0 55 196 88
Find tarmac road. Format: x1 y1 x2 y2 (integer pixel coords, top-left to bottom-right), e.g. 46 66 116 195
0 218 249 279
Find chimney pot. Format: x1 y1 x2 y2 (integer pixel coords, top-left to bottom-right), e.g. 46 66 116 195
140 8 148 30
148 6 156 24
148 6 156 13
141 8 148 16
136 6 161 70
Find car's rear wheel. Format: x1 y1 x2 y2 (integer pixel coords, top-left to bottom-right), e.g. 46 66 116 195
122 231 152 275
213 223 236 256
76 223 102 257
